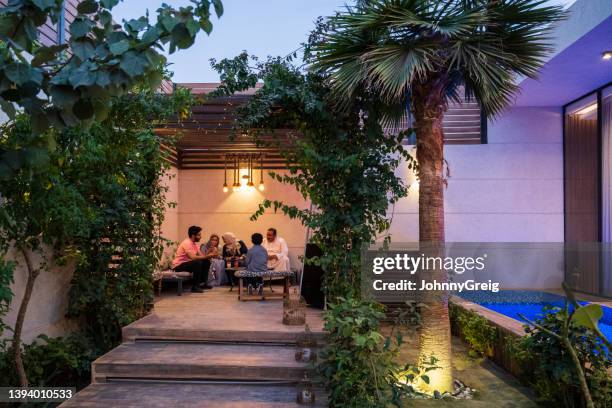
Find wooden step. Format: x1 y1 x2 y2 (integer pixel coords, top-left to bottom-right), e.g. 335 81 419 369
61 382 327 407
92 342 314 383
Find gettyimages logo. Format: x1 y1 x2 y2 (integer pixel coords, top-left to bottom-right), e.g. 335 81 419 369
372 253 488 275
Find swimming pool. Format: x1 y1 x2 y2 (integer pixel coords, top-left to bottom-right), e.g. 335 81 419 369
457 290 612 342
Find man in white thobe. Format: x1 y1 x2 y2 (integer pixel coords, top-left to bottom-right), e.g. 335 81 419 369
263 228 290 272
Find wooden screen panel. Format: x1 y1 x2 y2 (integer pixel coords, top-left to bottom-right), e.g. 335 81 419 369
564 108 600 294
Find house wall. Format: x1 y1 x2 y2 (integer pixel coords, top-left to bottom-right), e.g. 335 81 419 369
2 249 78 344
388 106 565 289
160 167 180 249
177 169 309 269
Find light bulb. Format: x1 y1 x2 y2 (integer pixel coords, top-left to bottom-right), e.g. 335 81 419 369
223 183 228 193
258 183 265 191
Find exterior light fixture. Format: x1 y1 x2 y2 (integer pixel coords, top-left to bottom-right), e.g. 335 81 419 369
222 155 228 193
232 155 240 192
258 154 265 191
602 51 612 60
247 154 255 189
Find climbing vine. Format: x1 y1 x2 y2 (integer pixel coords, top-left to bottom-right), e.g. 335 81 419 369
211 53 419 407
0 81 192 385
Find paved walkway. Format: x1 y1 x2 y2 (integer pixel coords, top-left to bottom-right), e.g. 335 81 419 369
63 287 327 407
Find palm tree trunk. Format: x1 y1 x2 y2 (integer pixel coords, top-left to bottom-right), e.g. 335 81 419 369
13 245 39 387
413 82 453 394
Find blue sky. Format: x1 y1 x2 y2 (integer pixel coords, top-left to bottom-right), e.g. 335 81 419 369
113 0 576 83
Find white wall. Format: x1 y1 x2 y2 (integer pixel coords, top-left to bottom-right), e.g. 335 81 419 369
389 106 564 242
160 167 180 249
177 169 308 269
387 106 565 288
2 248 78 344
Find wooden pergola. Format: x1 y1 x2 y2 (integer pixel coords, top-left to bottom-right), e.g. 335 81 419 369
155 83 296 170
155 82 484 169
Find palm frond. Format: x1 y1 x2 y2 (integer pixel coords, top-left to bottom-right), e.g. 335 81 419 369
313 0 567 117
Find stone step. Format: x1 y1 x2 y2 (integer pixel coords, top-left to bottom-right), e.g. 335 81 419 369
123 324 325 345
61 382 327 407
92 342 315 383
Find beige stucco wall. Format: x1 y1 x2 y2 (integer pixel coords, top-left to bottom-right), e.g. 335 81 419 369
177 169 308 269
160 166 180 251
1 167 183 343
2 248 78 344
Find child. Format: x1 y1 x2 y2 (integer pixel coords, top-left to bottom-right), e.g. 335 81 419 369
245 233 268 295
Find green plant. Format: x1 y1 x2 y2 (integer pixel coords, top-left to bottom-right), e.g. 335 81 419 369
0 0 222 168
450 306 497 358
320 297 431 407
313 0 567 393
515 304 611 408
0 0 220 386
0 332 95 389
0 81 192 384
0 258 14 338
210 53 416 406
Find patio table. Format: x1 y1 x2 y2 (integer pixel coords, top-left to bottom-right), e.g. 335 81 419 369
224 266 245 291
235 270 293 301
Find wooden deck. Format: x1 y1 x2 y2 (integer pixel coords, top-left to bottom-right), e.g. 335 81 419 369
123 287 325 343
63 287 327 407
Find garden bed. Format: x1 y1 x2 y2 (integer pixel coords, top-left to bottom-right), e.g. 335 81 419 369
449 296 528 378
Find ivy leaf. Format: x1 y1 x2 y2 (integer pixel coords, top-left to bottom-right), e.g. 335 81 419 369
77 0 99 14
31 44 68 67
50 86 78 108
571 304 604 332
31 0 56 12
119 52 148 76
72 39 96 61
5 63 42 85
200 19 213 35
109 40 130 56
70 18 93 38
69 65 97 88
0 98 16 119
100 0 120 9
212 0 224 17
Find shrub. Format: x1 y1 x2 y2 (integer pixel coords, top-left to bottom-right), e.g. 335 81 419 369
513 307 611 408
450 306 497 358
0 333 95 389
319 298 397 407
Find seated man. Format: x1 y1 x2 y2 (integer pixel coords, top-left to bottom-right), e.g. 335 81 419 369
245 233 268 295
263 227 290 272
172 226 215 293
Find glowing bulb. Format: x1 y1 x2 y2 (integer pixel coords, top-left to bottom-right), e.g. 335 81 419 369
259 183 265 191
223 185 228 193
602 51 612 60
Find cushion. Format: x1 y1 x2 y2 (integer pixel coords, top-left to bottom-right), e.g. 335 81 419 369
161 270 192 279
235 270 293 278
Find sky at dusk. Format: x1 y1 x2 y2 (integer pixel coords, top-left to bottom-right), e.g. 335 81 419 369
112 0 578 83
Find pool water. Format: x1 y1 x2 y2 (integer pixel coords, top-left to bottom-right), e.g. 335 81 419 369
457 290 612 342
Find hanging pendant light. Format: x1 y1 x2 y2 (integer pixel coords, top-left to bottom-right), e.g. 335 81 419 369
247 154 255 189
258 154 265 191
223 155 228 193
232 155 239 192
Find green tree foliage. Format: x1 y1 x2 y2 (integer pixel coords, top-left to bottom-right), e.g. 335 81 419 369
0 0 222 177
515 306 611 408
0 83 192 385
212 54 414 298
211 53 417 407
64 88 191 351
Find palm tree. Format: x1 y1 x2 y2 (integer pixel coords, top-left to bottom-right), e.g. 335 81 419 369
314 0 565 393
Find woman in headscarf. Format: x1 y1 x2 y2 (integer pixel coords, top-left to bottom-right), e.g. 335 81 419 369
200 233 225 286
222 232 248 260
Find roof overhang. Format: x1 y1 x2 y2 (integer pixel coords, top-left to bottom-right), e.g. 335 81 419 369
514 0 612 107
